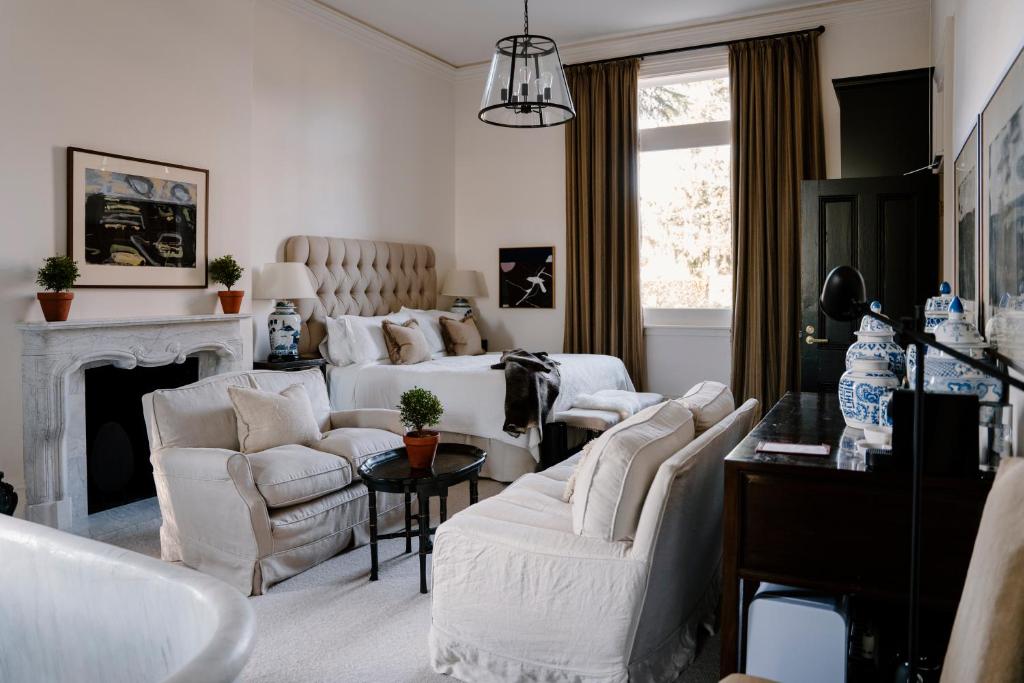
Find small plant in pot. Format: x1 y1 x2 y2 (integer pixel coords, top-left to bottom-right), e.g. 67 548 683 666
210 255 245 314
398 386 444 469
36 256 80 322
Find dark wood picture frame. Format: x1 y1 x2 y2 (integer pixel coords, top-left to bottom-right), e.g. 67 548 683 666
67 146 209 289
953 117 981 327
498 245 556 309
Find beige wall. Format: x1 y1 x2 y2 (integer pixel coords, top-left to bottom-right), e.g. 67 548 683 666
452 0 932 394
0 0 454 509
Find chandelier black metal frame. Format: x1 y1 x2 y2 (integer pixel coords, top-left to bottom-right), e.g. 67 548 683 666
478 0 575 128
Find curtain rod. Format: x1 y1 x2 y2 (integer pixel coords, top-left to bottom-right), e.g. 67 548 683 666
565 25 825 68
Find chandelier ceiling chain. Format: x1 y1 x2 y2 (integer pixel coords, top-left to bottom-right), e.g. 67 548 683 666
477 0 576 128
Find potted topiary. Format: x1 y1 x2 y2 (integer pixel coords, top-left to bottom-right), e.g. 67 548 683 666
209 255 245 314
398 386 444 468
36 256 80 322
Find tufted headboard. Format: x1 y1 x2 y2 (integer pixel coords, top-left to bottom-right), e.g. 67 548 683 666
284 236 437 356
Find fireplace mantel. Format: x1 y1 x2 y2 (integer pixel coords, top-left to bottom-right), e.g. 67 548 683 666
19 314 250 531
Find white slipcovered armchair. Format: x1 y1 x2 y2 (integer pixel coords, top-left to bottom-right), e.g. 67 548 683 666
142 368 406 595
430 385 758 682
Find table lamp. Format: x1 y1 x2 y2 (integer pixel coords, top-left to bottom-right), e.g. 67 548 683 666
441 269 487 317
819 265 1023 682
254 263 318 360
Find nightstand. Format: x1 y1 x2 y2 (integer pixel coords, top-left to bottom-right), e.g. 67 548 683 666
253 355 327 377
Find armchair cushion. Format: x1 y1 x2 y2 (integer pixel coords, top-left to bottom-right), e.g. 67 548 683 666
572 401 695 542
314 427 404 471
680 381 735 433
228 384 323 454
247 444 352 509
149 374 253 451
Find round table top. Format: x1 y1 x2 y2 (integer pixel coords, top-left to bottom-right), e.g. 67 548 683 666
358 444 487 487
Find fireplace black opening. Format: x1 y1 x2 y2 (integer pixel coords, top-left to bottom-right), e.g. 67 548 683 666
85 359 199 514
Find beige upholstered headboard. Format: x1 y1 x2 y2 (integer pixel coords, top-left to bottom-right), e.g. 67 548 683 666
284 236 437 356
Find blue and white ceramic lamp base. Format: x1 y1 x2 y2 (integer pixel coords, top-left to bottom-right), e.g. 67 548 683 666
268 300 302 360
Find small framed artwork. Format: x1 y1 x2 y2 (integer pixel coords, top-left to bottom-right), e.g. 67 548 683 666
954 118 981 326
499 246 554 309
981 44 1024 325
67 147 208 288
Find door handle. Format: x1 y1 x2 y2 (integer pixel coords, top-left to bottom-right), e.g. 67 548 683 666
805 335 829 345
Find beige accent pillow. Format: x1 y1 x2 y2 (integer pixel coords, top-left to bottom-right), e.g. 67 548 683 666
562 440 597 503
227 384 323 454
571 401 695 541
381 318 432 365
680 381 735 433
439 313 484 356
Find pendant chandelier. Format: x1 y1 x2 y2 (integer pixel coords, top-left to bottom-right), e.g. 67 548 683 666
478 0 575 128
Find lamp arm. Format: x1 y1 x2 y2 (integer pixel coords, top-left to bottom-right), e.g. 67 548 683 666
864 310 1024 393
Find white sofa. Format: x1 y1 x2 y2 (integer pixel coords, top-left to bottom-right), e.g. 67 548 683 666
0 514 255 683
429 387 758 682
142 368 406 595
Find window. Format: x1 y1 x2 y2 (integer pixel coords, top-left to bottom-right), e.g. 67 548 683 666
639 69 732 323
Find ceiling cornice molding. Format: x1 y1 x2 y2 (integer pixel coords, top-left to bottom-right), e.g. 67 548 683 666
269 0 457 80
454 0 928 81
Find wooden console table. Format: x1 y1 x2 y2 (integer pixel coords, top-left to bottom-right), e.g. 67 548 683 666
721 392 991 678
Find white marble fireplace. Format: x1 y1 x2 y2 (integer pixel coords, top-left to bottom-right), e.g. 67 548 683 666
18 314 250 531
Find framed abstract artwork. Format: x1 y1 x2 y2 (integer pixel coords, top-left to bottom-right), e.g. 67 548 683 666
981 44 1024 324
498 246 554 309
954 118 981 326
67 147 208 288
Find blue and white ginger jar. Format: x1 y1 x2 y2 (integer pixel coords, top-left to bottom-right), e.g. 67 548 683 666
923 296 1002 402
846 301 906 378
924 280 955 332
839 357 900 430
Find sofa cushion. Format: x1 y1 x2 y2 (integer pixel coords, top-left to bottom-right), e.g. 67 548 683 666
680 381 735 433
314 427 404 471
149 372 254 451
382 319 432 365
228 384 323 454
250 368 332 432
571 401 695 542
247 444 353 508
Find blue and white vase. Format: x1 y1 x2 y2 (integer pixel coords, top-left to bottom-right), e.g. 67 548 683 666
268 300 302 360
923 296 1003 402
907 281 957 383
839 358 900 430
846 301 906 378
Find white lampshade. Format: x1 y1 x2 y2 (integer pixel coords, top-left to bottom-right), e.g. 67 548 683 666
253 263 317 300
442 270 487 298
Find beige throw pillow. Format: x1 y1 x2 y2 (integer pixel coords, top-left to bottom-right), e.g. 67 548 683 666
439 313 484 356
227 384 323 454
382 319 432 365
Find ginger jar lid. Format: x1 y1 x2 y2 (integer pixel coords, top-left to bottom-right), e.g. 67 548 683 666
925 281 955 313
932 296 987 351
857 301 894 337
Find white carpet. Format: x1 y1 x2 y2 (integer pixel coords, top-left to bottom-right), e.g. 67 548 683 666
103 481 719 682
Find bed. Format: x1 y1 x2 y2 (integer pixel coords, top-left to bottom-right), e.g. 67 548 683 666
284 236 635 482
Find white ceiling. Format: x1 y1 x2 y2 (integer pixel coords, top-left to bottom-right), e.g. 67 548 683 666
320 0 814 67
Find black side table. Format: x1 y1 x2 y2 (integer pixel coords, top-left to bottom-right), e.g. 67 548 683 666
358 444 486 593
253 354 327 377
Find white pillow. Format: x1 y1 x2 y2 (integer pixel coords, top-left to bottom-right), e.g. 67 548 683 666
400 307 456 357
227 384 323 454
680 381 735 433
571 401 695 541
322 313 409 365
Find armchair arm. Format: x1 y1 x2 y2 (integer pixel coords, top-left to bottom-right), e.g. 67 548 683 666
150 447 272 595
329 409 405 436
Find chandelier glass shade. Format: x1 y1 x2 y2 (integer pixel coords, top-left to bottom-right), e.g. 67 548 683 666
478 2 575 128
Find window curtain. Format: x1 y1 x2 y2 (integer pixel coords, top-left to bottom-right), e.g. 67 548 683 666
563 58 646 389
729 34 825 411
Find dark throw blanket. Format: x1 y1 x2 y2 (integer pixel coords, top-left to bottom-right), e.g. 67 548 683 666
491 349 562 438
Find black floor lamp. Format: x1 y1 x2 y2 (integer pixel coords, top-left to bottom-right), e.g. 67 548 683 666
819 265 1024 681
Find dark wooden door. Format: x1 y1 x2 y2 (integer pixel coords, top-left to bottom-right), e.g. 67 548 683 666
799 175 938 392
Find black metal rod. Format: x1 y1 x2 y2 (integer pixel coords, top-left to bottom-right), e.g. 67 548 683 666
907 307 926 680
565 25 825 68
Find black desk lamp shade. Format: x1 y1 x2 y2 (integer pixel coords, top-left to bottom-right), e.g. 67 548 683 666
820 265 868 322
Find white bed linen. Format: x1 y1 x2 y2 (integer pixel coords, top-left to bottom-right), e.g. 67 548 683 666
327 352 634 459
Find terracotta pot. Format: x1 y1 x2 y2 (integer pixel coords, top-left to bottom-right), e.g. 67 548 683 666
218 290 244 314
404 430 440 469
37 292 73 322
